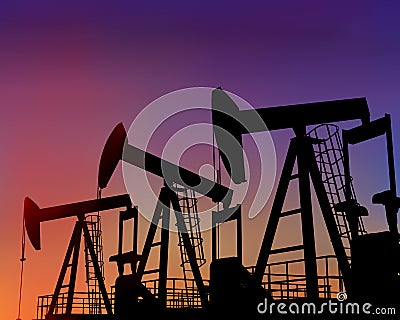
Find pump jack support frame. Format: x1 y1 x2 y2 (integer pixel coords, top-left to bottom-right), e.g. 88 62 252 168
114 183 209 310
47 215 113 316
253 132 352 298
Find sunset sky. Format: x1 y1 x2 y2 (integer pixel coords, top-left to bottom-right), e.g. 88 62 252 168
1 1 400 319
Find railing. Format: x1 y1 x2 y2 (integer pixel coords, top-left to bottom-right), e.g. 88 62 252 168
141 278 209 309
247 255 345 300
36 255 346 318
36 290 115 319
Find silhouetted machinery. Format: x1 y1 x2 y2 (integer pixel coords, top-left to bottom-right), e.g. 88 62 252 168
343 114 400 304
25 123 231 319
24 88 399 319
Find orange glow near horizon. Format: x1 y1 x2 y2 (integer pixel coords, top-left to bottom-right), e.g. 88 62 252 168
3 2 400 319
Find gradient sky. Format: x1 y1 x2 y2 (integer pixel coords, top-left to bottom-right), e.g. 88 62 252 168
1 1 400 319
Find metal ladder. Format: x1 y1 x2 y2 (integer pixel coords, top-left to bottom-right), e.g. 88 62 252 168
307 124 367 251
174 185 206 307
84 190 105 314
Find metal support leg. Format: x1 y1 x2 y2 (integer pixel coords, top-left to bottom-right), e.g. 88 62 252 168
237 210 243 264
135 188 167 281
66 222 81 314
48 222 82 315
298 138 319 300
80 215 113 315
158 204 170 308
212 224 217 262
254 139 298 285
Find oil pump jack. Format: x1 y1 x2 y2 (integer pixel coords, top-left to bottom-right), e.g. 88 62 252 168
211 88 399 308
24 87 400 320
97 122 233 319
24 122 233 319
210 90 364 310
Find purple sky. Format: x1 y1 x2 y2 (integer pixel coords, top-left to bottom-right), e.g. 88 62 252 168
1 1 400 318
